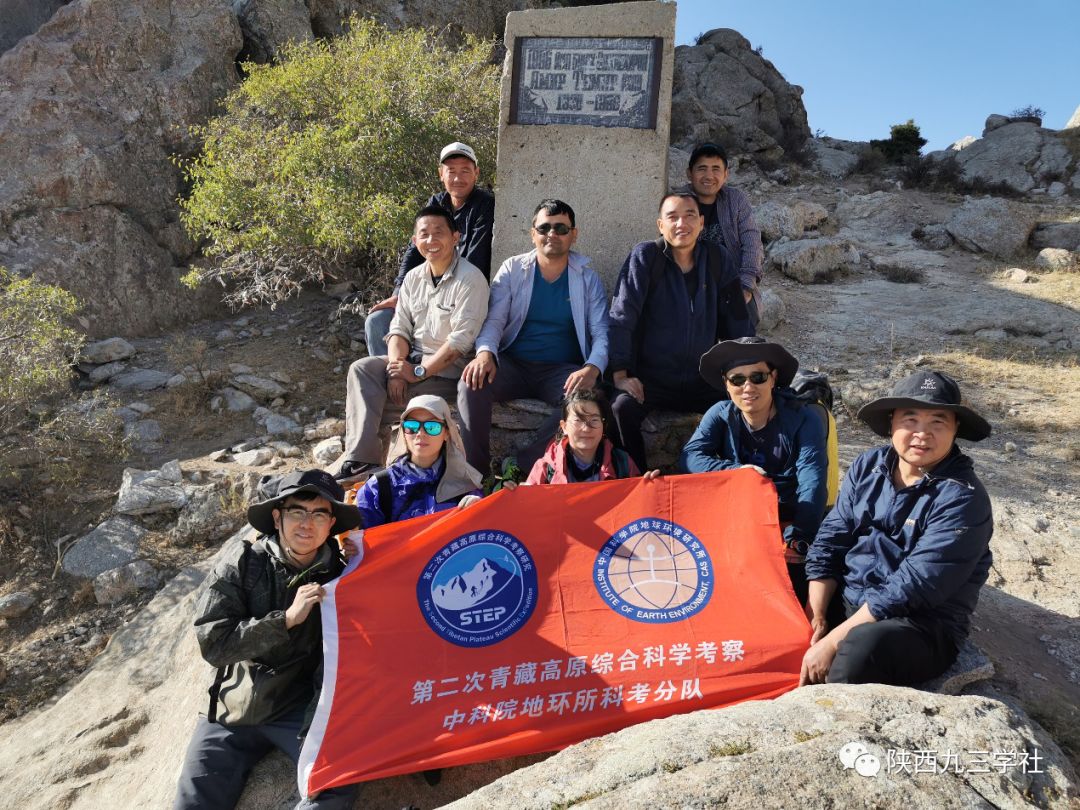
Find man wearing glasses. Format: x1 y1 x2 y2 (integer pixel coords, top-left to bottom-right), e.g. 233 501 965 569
679 337 828 605
175 469 362 809
608 192 754 471
337 205 489 482
458 199 609 475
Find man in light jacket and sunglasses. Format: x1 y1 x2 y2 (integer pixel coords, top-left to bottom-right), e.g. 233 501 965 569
458 198 609 475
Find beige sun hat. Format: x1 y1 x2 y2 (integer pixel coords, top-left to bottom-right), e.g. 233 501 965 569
386 394 483 501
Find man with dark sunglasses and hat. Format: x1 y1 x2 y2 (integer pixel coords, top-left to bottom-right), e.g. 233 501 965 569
680 337 828 604
800 370 993 687
458 198 609 475
174 470 362 809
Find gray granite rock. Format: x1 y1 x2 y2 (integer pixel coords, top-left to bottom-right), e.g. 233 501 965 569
304 418 346 441
124 419 163 445
81 337 136 365
232 374 287 402
234 448 274 467
946 197 1036 258
220 387 257 412
93 561 160 605
0 591 36 619
109 369 172 391
312 437 343 465
115 461 187 515
1030 221 1080 251
757 287 785 333
62 517 146 579
446 685 1077 810
86 360 128 383
1035 248 1077 271
768 238 860 283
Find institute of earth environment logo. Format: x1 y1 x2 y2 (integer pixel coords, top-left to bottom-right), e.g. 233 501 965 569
417 530 538 648
594 518 713 623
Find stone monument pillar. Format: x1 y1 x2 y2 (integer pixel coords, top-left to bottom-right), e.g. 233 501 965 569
492 1 676 291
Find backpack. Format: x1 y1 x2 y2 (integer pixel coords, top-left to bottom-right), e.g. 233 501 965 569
789 370 839 508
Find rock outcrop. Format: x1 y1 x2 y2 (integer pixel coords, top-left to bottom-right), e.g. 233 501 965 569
927 115 1077 195
0 0 242 335
671 28 810 160
448 686 1079 810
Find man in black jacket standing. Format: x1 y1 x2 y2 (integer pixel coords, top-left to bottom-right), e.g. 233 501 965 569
608 192 754 470
174 470 362 809
364 141 496 354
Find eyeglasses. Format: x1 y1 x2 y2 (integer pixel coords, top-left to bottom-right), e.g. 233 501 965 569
402 419 445 436
281 507 333 526
725 371 771 387
533 222 572 236
567 416 604 429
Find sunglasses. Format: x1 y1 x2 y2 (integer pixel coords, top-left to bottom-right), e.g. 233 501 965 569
533 222 572 236
725 371 771 387
402 419 445 436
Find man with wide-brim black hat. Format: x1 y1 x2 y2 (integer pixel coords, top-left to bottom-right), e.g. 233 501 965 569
175 470 362 809
800 370 993 687
680 336 828 606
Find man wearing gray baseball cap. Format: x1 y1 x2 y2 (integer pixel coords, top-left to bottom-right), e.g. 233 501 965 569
365 140 496 354
800 370 993 687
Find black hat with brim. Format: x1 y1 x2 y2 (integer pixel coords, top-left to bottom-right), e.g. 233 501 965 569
246 469 362 535
699 337 799 390
857 370 991 441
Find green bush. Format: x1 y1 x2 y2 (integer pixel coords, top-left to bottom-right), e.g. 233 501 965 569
0 267 83 438
0 268 125 492
869 119 928 164
180 19 501 307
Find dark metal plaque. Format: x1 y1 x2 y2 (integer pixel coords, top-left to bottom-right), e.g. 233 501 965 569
509 36 662 129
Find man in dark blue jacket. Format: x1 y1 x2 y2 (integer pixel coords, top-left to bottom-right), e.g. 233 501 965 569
365 141 495 353
801 370 993 686
680 337 827 604
608 191 754 470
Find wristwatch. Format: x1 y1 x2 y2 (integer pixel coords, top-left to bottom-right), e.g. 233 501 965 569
413 364 427 379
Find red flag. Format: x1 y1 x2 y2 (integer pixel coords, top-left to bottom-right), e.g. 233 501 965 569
299 470 808 795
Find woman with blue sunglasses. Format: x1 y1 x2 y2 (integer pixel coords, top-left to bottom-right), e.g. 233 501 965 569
351 394 483 528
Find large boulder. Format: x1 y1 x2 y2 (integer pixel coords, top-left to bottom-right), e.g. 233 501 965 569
768 238 860 284
0 0 241 336
1030 221 1080 251
447 685 1078 809
671 28 810 160
808 136 862 178
929 117 1076 195
946 197 1038 258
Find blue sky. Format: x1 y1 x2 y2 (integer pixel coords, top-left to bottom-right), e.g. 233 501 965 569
673 0 1080 151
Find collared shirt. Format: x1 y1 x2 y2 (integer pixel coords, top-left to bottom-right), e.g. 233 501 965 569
386 255 489 378
394 188 496 289
474 249 609 373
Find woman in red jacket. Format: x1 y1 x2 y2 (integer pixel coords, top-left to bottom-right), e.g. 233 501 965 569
525 388 660 484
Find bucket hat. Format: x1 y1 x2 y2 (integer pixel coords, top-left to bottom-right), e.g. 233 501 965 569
856 370 991 441
699 336 799 390
247 469 363 535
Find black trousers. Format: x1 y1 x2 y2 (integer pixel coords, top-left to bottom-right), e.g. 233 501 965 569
827 600 958 686
611 379 720 470
174 709 358 810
